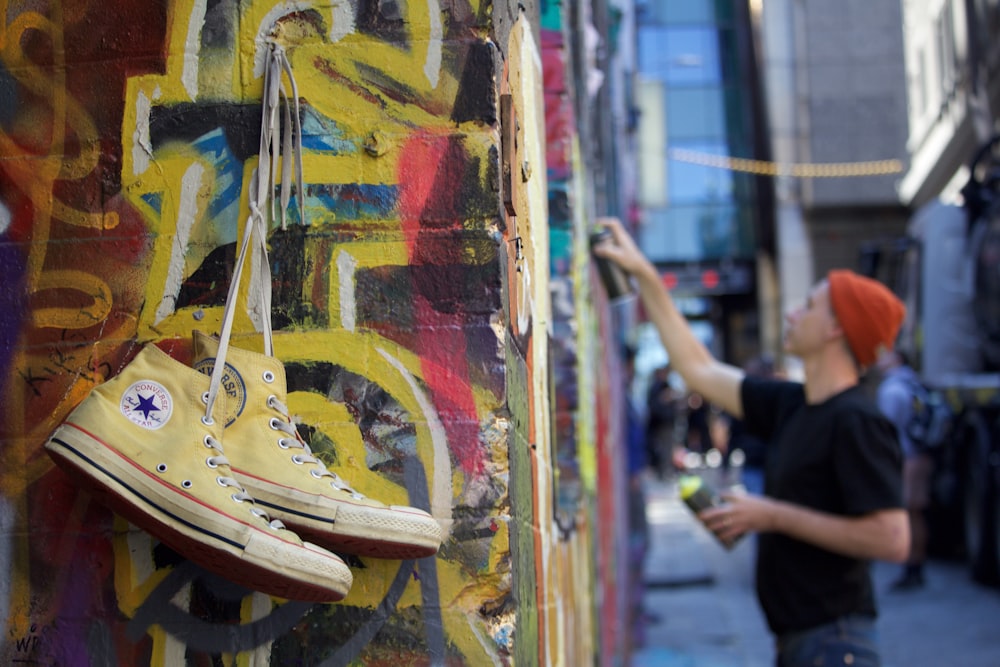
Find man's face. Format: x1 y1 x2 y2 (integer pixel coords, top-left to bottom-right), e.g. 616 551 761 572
783 279 839 358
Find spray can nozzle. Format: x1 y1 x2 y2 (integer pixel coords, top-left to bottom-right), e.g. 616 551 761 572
589 227 635 302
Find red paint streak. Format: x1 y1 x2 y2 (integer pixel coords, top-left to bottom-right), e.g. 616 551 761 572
397 132 483 477
543 29 574 181
593 298 629 665
311 55 387 109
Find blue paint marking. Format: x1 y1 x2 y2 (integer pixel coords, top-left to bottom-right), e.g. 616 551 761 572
301 109 356 154
308 183 399 219
140 192 162 216
191 128 244 221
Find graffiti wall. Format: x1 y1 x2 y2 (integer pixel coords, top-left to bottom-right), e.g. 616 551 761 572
0 0 592 664
541 1 629 664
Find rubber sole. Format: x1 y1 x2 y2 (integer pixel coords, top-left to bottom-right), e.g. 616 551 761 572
46 423 353 602
236 471 442 560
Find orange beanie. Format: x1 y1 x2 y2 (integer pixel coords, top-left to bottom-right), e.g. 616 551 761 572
827 270 906 368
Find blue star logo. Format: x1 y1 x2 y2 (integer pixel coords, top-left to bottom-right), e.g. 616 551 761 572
120 380 173 430
135 393 160 420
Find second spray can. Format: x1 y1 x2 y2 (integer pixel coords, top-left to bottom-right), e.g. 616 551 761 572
678 474 742 550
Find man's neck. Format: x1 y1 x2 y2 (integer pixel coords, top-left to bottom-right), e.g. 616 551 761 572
801 352 860 404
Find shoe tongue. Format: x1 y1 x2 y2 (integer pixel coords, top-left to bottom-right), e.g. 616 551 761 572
191 330 219 365
191 330 245 427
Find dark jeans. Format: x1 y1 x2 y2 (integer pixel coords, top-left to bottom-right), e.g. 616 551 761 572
775 615 880 667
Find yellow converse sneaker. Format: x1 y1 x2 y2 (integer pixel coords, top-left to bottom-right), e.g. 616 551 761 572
44 343 353 602
192 331 443 559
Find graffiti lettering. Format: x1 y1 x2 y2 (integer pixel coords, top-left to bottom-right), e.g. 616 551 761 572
30 270 113 330
12 624 41 655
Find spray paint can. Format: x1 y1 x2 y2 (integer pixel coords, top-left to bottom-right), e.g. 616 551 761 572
678 474 742 549
589 227 635 302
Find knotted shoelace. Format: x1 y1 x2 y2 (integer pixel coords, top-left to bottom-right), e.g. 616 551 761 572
201 41 305 531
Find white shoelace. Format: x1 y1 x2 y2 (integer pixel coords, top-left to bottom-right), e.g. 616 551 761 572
206 41 297 414
210 43 369 506
266 395 366 501
203 431 286 529
199 41 303 530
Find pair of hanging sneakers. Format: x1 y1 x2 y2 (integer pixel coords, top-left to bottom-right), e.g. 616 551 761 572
44 331 443 603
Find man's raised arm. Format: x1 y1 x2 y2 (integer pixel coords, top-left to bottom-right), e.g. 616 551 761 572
592 217 746 418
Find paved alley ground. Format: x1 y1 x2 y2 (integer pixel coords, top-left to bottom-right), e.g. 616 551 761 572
632 474 1000 667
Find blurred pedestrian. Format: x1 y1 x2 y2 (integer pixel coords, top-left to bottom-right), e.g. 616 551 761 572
622 345 653 649
594 217 909 667
684 392 712 455
645 365 677 478
876 348 934 591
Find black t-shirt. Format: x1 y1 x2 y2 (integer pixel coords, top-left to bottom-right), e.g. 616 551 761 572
728 415 766 468
741 376 903 635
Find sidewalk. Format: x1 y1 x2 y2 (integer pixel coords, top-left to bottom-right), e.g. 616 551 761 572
630 472 1000 667
631 473 772 667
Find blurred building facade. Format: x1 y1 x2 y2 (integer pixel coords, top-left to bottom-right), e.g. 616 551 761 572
894 0 1000 585
631 1 912 377
899 0 1000 206
633 0 772 370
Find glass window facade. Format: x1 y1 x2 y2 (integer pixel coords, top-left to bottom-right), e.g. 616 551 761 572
637 0 758 263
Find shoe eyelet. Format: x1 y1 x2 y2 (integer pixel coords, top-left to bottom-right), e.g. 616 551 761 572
291 455 305 465
310 469 323 479
202 415 215 426
203 435 214 448
202 391 210 404
269 417 281 430
231 493 244 503
181 480 193 489
206 457 219 469
156 463 167 473
216 476 227 487
278 438 291 450
263 370 275 383
267 395 278 409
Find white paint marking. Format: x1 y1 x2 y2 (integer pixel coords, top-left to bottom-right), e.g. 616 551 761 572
329 1 356 43
0 200 10 235
424 0 443 87
336 250 357 332
254 2 312 78
182 0 208 99
376 347 454 531
155 163 204 324
132 90 152 176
